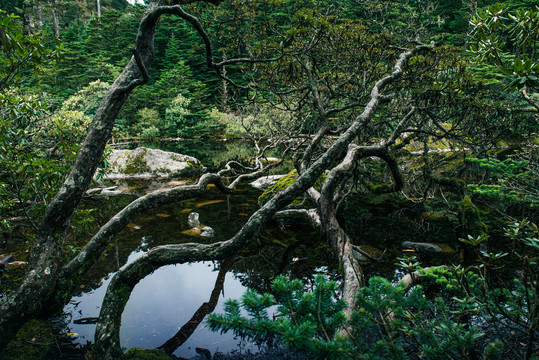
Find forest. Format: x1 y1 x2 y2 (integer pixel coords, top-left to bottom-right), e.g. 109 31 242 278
0 0 538 359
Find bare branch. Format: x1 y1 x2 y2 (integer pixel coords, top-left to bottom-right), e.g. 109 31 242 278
92 44 430 358
273 208 323 232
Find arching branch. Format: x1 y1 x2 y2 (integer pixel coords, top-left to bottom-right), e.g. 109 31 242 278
92 43 431 358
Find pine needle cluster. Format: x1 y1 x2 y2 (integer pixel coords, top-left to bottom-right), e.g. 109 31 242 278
207 274 503 359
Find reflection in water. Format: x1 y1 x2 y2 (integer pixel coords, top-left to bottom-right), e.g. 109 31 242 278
58 139 465 357
64 259 254 358
61 175 334 358
158 258 233 355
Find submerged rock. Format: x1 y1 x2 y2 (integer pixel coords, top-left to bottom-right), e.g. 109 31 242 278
104 147 206 179
200 226 215 238
181 225 215 238
184 212 215 238
402 241 443 253
188 212 200 228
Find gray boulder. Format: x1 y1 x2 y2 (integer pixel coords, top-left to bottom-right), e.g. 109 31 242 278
200 226 215 238
104 147 205 179
402 241 443 253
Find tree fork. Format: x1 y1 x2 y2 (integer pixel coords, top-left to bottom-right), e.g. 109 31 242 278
0 1 207 347
93 44 430 358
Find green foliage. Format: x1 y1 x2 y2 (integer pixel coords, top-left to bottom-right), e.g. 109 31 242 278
466 156 538 205
60 79 110 117
0 9 99 247
132 108 163 139
209 275 349 358
45 110 92 144
0 10 62 90
164 94 194 137
0 89 55 225
0 87 96 255
2 319 56 360
208 105 295 138
208 274 492 359
210 220 539 359
469 3 539 91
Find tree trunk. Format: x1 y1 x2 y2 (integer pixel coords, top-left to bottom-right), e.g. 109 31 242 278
52 8 59 37
0 2 160 347
92 44 429 358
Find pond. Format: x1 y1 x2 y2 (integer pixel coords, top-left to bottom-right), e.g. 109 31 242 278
5 139 467 358
55 142 334 358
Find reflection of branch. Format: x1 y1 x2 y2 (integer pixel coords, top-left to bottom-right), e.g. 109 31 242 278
59 137 287 297
158 258 233 355
58 173 229 288
93 44 430 359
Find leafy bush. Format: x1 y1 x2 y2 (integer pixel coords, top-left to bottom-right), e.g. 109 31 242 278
60 79 110 117
209 220 538 359
466 154 538 206
132 107 163 138
208 105 295 138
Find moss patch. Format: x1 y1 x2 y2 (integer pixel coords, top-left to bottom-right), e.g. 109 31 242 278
258 169 299 206
459 195 488 236
3 319 56 360
122 148 151 174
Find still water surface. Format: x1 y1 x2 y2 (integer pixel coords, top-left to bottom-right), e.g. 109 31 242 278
61 166 328 358
58 139 460 357
65 261 254 358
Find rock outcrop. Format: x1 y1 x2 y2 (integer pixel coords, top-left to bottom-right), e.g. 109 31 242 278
104 147 206 179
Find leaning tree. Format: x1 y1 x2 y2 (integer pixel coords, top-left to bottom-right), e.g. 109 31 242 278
0 0 519 355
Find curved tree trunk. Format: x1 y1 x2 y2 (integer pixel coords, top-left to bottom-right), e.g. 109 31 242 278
318 144 405 319
0 0 430 350
0 2 162 346
92 44 429 359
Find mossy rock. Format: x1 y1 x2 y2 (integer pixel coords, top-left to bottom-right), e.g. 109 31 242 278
106 147 205 179
124 347 171 360
3 319 56 360
258 169 299 206
123 148 151 174
420 210 459 223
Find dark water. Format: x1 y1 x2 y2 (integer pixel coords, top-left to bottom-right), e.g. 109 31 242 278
51 140 463 358
59 175 332 358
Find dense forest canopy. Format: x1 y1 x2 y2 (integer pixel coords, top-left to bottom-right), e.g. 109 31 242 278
0 0 537 359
